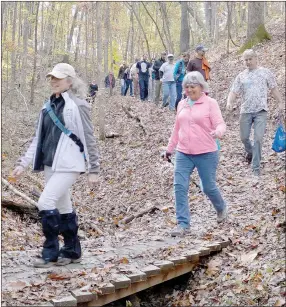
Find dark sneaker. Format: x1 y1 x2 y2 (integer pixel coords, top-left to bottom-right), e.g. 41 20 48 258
170 225 190 237
33 259 57 268
217 207 228 223
245 153 252 164
55 257 82 266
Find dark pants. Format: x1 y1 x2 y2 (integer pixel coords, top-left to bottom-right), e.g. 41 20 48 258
175 80 183 107
124 79 133 96
139 75 149 101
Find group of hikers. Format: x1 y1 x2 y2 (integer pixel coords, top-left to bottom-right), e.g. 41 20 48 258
11 46 284 267
111 45 211 111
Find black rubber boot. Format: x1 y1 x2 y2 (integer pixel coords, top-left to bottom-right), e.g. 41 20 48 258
34 209 60 268
56 211 81 265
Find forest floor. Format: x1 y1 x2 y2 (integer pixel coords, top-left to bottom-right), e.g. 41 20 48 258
1 20 285 306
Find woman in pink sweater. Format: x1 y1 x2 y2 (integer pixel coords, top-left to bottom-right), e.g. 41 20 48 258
163 71 227 237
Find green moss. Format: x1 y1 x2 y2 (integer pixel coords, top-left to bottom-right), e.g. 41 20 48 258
239 24 271 53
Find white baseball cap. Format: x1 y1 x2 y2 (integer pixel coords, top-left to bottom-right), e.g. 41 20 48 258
46 63 76 79
167 53 174 58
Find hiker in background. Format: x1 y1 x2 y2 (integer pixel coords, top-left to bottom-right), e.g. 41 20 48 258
162 71 227 237
159 53 176 111
226 49 284 176
118 61 128 96
148 58 156 102
12 63 100 267
187 45 211 83
105 71 116 93
153 52 166 105
174 52 190 110
130 58 139 98
136 54 151 101
89 80 98 100
124 64 133 96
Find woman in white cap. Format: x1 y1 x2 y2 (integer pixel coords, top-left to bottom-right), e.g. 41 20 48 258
162 71 227 237
12 63 100 267
159 53 177 111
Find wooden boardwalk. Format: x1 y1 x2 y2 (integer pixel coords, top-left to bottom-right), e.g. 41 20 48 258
2 238 230 306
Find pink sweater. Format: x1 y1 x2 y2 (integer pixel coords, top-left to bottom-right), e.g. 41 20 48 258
167 94 226 155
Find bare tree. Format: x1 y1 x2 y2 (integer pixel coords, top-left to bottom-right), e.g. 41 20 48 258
159 3 174 53
96 2 103 81
180 2 189 53
104 2 110 75
30 2 40 105
247 2 266 39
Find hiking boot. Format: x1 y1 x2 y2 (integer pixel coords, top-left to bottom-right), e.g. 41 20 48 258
252 169 260 177
33 258 57 268
170 225 190 237
58 212 81 260
55 257 82 266
245 152 252 164
217 207 228 223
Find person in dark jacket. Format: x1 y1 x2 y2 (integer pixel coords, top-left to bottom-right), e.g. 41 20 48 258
89 80 98 97
118 61 128 95
12 63 100 268
136 54 151 101
124 65 133 96
105 72 116 89
187 45 211 81
153 52 166 105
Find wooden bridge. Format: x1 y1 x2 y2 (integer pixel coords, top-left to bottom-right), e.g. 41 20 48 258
3 238 229 306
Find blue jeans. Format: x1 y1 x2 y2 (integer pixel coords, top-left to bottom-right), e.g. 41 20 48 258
174 151 226 228
175 80 183 107
239 110 267 172
162 81 176 110
120 79 126 96
124 79 133 96
139 75 149 100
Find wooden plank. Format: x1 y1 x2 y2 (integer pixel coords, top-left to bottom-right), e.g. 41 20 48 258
110 275 131 290
183 250 200 262
206 243 222 252
87 262 197 306
52 296 77 307
153 260 174 271
127 271 147 283
97 283 115 295
71 289 97 303
141 265 161 277
198 247 211 256
168 257 187 265
217 240 230 248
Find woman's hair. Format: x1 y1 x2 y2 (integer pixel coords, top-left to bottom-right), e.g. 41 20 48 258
242 49 257 59
67 76 88 99
182 71 209 92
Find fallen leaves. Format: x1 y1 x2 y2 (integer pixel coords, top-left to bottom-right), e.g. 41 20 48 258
47 273 71 281
240 251 258 265
6 280 30 291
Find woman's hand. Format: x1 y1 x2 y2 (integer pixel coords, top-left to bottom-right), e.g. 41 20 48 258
210 130 220 139
88 173 100 187
161 151 172 162
11 166 25 180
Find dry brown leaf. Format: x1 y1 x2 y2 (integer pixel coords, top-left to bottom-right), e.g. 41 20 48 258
240 251 258 265
274 298 286 306
6 280 29 291
47 273 71 281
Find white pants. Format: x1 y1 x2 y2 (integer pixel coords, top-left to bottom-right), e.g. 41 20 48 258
37 166 80 214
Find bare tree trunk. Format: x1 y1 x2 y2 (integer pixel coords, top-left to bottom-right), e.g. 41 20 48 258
96 2 103 82
141 2 167 51
21 2 30 92
124 28 130 61
30 2 40 105
85 10 88 79
104 3 110 75
130 11 134 63
66 4 79 61
75 11 84 63
11 2 17 85
180 2 189 53
91 2 96 78
159 3 174 53
247 2 268 40
127 2 151 59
